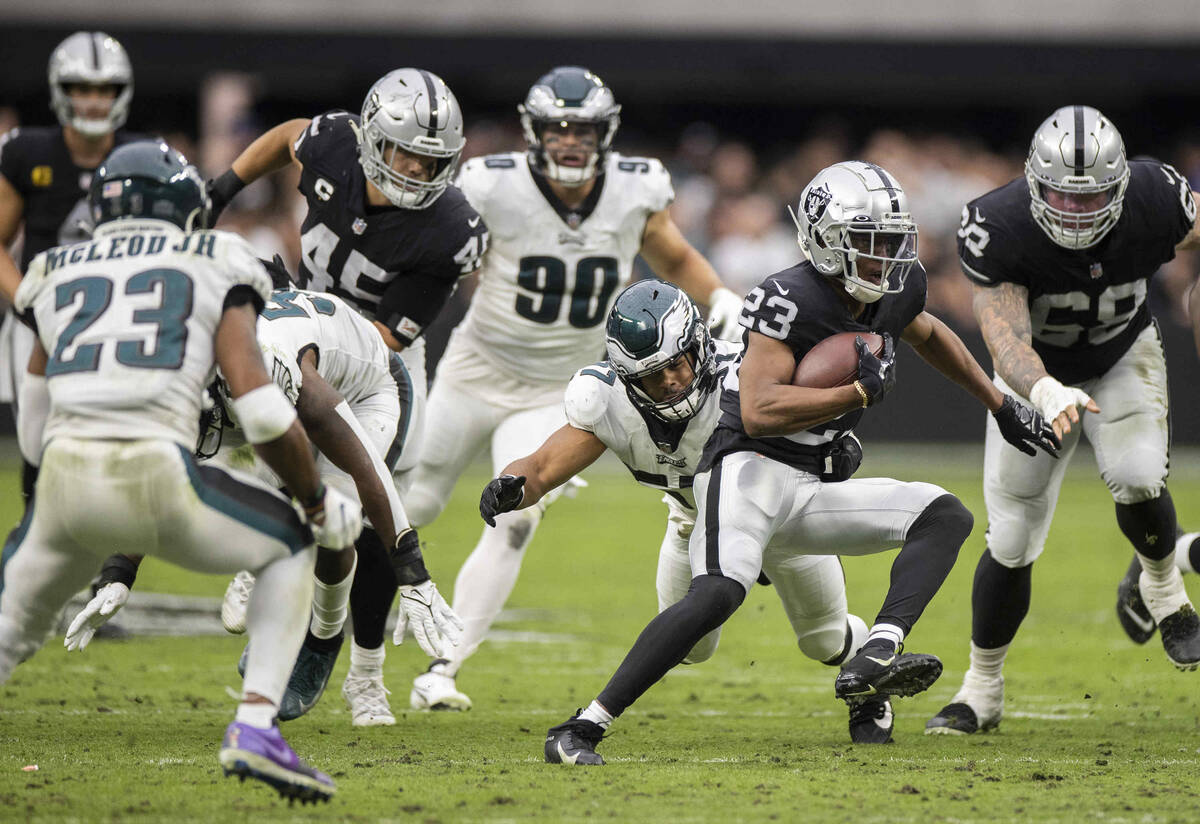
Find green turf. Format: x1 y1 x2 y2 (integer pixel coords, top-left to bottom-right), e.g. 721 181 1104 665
2 445 1200 823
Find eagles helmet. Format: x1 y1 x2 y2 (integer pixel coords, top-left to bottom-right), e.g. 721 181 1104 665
1025 105 1129 249
605 280 717 422
48 32 133 138
519 66 621 187
89 141 209 231
791 161 918 304
359 68 465 210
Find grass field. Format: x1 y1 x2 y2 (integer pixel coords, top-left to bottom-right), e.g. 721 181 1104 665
2 442 1200 823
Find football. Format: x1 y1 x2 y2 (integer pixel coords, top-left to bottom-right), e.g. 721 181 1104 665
792 331 885 388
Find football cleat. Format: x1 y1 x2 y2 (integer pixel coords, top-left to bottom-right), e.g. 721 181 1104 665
342 673 396 726
925 670 1004 735
222 571 256 634
544 712 605 765
847 695 893 744
1116 555 1156 644
1158 605 1200 671
279 632 344 721
834 640 942 701
237 642 249 677
218 721 335 804
410 664 472 711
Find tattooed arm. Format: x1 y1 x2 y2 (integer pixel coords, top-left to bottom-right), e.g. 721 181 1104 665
970 280 1046 398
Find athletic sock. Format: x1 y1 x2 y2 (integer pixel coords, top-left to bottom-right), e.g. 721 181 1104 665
866 622 905 651
579 700 614 729
967 641 1009 681
311 553 356 640
349 641 385 678
235 702 277 730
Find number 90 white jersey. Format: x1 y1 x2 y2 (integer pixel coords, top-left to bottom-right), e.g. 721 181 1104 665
453 152 674 385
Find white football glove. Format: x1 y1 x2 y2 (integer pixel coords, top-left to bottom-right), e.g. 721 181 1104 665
309 485 363 550
64 583 130 652
706 287 745 342
392 579 463 658
1029 376 1096 436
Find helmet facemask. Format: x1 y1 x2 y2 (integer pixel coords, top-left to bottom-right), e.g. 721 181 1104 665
519 67 620 188
1026 171 1129 250
48 32 133 138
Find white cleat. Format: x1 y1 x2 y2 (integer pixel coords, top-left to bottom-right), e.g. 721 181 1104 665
410 669 473 711
342 674 396 727
221 571 256 635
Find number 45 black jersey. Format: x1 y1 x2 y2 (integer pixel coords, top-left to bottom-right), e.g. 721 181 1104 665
292 111 488 347
957 159 1195 385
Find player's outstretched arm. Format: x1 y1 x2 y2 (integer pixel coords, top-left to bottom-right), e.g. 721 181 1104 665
0 173 25 301
481 425 606 526
738 332 863 437
208 118 310 223
902 310 1004 411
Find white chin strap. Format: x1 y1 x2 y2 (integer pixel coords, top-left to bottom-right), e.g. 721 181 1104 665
71 116 113 138
544 154 598 187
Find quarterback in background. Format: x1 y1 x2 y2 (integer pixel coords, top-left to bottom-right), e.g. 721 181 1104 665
927 106 1200 736
404 66 746 712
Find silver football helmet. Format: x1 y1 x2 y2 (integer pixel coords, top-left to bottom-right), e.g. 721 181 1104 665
519 66 621 187
358 68 465 210
605 280 717 423
1025 105 1129 249
48 32 133 138
791 161 918 304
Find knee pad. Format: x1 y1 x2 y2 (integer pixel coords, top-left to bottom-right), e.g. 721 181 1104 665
403 482 445 529
912 494 974 542
684 574 747 632
1105 455 1167 505
812 613 868 666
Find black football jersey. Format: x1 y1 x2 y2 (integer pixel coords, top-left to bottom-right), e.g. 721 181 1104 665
0 126 145 270
957 159 1195 384
701 260 927 473
292 110 489 346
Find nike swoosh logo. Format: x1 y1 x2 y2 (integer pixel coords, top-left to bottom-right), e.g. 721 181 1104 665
555 741 579 765
1122 603 1155 633
468 217 481 227
865 654 896 667
774 282 789 295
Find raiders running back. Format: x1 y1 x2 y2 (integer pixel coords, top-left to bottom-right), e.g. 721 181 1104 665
957 159 1195 384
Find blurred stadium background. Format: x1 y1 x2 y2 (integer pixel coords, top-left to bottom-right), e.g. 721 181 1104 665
2 2 1199 442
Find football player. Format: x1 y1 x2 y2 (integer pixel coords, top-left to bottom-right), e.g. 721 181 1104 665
541 161 1058 764
480 279 897 744
0 141 360 802
205 68 486 719
926 106 1200 736
404 66 746 712
0 32 145 509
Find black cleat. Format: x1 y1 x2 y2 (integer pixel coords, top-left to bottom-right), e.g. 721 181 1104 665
544 712 605 765
925 702 985 735
279 632 344 721
834 640 942 701
1159 604 1200 671
1116 555 1156 645
848 695 893 744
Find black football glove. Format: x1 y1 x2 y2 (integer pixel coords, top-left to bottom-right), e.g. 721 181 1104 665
480 474 526 527
205 169 246 226
260 254 295 290
993 394 1061 458
855 333 896 406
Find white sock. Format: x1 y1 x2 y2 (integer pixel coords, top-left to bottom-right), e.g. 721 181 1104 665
310 554 357 640
1174 533 1200 574
349 642 385 678
1139 552 1176 586
242 547 315 705
866 622 905 650
967 641 1009 681
235 702 277 730
579 700 614 729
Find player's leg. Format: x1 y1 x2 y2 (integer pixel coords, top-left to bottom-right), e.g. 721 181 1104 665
655 506 722 665
1089 325 1200 667
546 452 781 764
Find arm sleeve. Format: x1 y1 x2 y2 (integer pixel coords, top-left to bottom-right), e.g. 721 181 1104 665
374 266 459 347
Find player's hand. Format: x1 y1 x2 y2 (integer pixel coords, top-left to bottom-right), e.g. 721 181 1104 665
1028 376 1100 439
993 394 1060 458
64 583 130 652
855 333 896 405
480 474 526 527
307 485 363 550
706 287 745 342
392 579 463 657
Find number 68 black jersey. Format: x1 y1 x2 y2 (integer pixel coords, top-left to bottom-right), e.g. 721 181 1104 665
957 159 1195 384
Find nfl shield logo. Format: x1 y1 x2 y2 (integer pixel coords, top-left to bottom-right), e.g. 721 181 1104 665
1089 262 1103 279
567 212 581 229
352 218 367 235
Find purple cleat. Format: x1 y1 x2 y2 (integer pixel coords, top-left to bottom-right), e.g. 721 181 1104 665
218 721 335 804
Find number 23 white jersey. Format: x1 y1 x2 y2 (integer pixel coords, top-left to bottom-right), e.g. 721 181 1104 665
454 152 674 384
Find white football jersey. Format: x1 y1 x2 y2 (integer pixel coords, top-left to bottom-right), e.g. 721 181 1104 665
455 151 674 384
16 220 271 449
563 339 740 526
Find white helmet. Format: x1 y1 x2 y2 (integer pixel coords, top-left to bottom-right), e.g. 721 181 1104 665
519 66 621 187
358 68 465 210
791 161 918 304
48 32 133 138
1025 105 1129 249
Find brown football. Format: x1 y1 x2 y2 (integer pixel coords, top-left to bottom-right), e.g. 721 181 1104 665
792 332 885 388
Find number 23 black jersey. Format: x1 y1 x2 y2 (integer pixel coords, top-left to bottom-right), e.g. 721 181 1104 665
957 159 1195 385
292 111 488 347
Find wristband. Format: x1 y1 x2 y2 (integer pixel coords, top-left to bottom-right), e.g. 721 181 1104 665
210 169 246 205
230 383 297 444
853 380 870 408
388 528 431 586
98 554 139 589
301 482 327 517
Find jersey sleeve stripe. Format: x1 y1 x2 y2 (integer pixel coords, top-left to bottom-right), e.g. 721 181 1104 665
959 257 996 285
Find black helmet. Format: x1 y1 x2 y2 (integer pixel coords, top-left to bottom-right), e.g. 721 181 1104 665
89 140 209 231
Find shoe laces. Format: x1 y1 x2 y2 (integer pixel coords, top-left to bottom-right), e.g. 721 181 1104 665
345 675 392 717
229 571 255 602
850 697 890 723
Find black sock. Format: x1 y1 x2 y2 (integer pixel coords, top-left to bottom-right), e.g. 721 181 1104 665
970 549 1031 649
1115 490 1178 562
303 628 345 653
20 460 37 511
874 494 973 630
596 575 745 717
348 527 398 650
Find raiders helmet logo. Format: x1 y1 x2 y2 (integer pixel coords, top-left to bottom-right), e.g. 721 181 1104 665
804 184 832 223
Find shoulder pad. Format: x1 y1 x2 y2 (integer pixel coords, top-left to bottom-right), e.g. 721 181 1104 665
563 364 618 430
214 230 273 305
610 154 673 212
